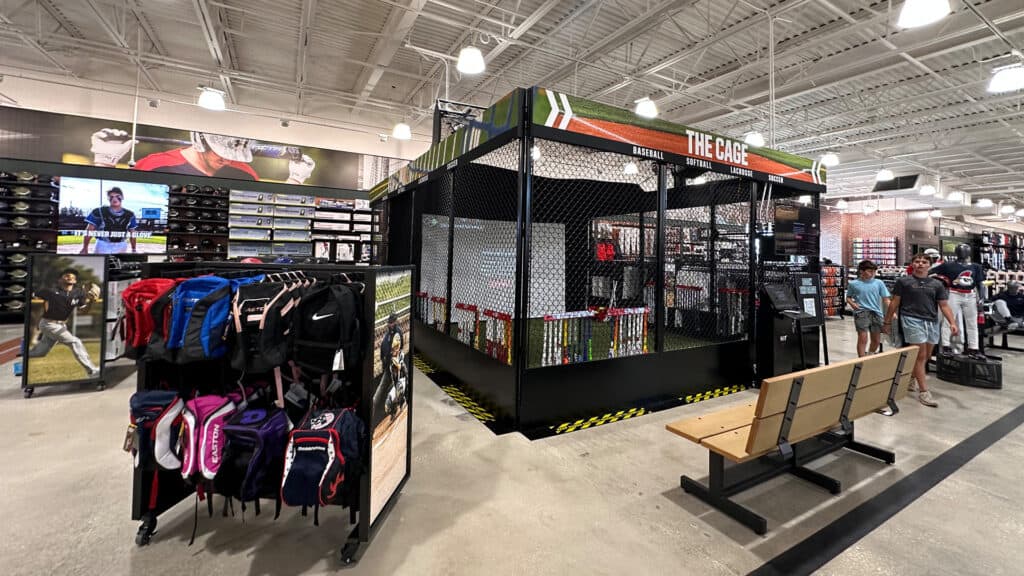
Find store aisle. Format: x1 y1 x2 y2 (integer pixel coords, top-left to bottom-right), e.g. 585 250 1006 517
0 317 1021 575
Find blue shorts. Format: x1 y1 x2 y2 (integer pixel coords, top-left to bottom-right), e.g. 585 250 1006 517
901 315 939 345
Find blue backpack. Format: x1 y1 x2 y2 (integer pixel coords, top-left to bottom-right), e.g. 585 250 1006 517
167 275 263 363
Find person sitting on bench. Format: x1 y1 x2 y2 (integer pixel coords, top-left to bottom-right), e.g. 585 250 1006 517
992 281 1024 331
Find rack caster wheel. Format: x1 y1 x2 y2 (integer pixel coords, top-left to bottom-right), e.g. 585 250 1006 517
22 387 34 399
340 541 360 566
96 382 106 392
135 516 158 546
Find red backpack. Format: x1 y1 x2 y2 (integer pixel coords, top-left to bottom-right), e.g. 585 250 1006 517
119 278 181 359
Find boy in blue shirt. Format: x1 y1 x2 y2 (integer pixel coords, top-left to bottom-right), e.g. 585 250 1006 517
847 260 891 357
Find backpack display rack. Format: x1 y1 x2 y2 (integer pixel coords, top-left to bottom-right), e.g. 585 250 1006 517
128 261 413 567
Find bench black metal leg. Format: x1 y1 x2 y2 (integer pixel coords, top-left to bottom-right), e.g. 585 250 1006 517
790 466 842 494
845 440 896 464
680 453 768 535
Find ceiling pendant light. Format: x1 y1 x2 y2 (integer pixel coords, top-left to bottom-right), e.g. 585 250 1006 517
946 190 964 203
876 168 895 182
897 0 951 29
634 97 658 119
743 131 766 148
976 198 994 208
1016 208 1024 217
930 209 943 218
1000 203 1017 215
835 199 848 210
392 122 412 140
820 152 840 167
988 63 1024 93
919 184 936 196
456 46 486 75
623 161 639 175
197 86 226 111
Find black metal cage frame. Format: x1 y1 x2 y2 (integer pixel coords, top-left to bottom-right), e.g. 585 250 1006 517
376 91 822 434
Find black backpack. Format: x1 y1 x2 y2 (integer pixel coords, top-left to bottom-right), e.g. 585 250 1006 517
292 284 361 375
230 281 293 373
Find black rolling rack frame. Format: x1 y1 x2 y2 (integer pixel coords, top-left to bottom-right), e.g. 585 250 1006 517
130 261 414 566
371 87 828 435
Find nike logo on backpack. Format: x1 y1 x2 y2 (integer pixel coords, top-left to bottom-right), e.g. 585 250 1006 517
312 313 334 321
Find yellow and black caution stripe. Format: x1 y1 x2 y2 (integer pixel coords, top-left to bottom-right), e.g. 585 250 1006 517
549 407 646 435
681 384 748 404
412 354 436 374
439 384 496 423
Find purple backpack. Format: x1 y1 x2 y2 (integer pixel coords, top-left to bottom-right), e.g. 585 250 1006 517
213 407 290 509
180 394 242 481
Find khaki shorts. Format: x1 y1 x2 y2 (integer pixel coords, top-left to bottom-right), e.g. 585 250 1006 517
853 309 883 333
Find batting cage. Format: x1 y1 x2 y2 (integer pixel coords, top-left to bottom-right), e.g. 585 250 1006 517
372 87 825 434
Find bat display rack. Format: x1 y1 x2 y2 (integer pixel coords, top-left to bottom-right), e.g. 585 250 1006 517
371 86 826 435
129 261 414 566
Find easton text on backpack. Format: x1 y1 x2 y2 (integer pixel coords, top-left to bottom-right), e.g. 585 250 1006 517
180 394 243 481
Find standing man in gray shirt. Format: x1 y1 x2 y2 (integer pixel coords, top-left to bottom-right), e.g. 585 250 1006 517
883 252 957 407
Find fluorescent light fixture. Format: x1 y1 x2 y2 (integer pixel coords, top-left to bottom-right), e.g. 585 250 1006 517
634 97 658 119
623 161 639 175
531 145 541 160
875 168 895 182
744 131 766 148
946 190 963 202
392 122 412 140
835 199 848 209
1001 204 1016 214
456 46 485 75
919 184 936 196
197 87 226 111
976 198 994 208
988 64 1024 93
897 0 951 29
930 209 943 218
798 195 812 205
691 175 707 185
863 204 877 215
820 152 840 167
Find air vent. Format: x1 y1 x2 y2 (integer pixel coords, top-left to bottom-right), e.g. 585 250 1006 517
872 174 919 192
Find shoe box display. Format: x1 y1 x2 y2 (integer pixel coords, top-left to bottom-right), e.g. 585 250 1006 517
312 197 376 264
228 190 314 259
166 184 229 261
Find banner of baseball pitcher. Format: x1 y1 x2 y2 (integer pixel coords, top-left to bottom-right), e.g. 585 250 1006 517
0 107 406 190
369 88 524 202
531 87 826 189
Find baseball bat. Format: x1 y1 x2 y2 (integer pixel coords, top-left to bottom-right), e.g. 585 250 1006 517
101 134 304 160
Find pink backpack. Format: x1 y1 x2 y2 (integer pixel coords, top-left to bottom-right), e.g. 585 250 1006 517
180 394 242 481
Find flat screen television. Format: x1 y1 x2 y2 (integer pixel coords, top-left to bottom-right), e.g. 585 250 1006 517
774 204 819 256
57 177 169 255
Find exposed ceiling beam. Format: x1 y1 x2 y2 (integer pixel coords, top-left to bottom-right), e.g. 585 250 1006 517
126 0 167 55
352 0 428 107
0 13 71 74
192 0 237 104
295 0 316 114
34 0 83 38
82 0 161 91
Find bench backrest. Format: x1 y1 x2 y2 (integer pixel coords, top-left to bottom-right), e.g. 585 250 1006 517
745 346 918 455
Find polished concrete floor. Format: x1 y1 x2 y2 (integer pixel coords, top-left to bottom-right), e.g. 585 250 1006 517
0 318 1021 575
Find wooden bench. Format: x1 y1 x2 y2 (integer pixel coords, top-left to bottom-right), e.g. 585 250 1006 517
666 346 918 534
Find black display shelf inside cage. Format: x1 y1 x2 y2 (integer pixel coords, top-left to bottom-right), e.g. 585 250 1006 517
374 90 824 435
129 261 414 566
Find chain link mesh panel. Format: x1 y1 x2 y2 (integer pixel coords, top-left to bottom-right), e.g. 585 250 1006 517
527 140 658 368
448 142 520 359
417 172 453 331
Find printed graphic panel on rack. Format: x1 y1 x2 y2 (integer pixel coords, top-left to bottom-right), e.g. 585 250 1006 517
369 269 412 525
58 178 169 255
25 255 106 385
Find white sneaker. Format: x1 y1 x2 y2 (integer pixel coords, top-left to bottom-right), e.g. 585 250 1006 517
918 390 938 408
908 378 919 393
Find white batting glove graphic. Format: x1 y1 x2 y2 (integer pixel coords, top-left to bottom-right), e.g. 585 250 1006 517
91 129 135 166
287 154 316 184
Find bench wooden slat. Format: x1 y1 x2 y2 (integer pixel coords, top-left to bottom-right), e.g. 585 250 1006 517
699 425 756 463
665 403 756 443
849 373 912 420
756 347 914 417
